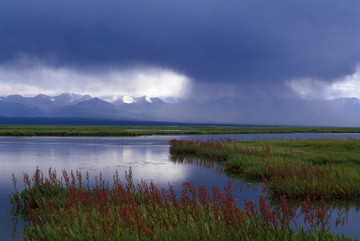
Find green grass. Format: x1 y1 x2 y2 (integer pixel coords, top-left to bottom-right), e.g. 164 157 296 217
229 139 360 164
1 125 360 136
170 139 360 200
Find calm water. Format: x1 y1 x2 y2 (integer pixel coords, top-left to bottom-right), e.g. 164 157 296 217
1 133 360 240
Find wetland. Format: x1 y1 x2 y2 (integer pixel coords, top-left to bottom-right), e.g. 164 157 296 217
2 130 360 240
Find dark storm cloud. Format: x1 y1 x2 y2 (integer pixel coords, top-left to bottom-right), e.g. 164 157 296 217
1 0 360 98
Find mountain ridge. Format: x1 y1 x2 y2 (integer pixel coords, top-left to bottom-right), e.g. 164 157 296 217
0 93 360 126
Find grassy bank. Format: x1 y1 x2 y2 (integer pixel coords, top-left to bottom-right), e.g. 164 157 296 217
1 125 360 136
170 138 360 200
10 167 355 241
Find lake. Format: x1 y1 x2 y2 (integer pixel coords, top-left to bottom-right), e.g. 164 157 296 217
1 133 360 240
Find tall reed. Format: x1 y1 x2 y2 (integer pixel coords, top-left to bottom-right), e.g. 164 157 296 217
9 167 356 240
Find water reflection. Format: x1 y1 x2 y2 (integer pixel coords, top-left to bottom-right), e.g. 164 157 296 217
170 154 224 175
267 198 360 239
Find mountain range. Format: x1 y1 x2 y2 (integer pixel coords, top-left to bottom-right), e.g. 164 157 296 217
0 93 169 120
0 93 360 126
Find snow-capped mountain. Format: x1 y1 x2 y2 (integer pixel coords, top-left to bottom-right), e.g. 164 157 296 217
0 94 360 126
1 93 92 108
111 96 166 105
0 93 169 120
52 93 92 105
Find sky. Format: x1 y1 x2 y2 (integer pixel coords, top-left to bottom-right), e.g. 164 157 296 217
1 0 360 123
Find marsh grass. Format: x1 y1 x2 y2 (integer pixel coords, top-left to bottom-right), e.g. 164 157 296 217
2 125 360 137
170 138 360 200
9 167 356 241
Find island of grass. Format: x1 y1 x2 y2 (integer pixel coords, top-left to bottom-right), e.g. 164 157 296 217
170 138 360 200
1 125 360 136
10 168 356 240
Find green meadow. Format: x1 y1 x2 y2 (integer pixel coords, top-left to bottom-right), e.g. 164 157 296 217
1 125 360 136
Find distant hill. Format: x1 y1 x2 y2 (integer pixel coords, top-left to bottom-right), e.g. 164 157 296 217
50 98 122 118
0 93 360 126
0 100 45 117
0 117 201 126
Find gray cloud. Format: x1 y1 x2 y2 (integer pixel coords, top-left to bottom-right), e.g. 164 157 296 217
0 57 191 99
288 65 360 100
1 0 360 101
